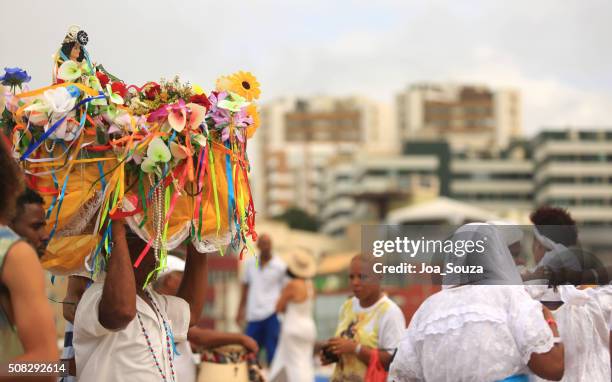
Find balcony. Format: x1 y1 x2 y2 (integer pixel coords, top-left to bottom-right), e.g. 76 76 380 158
321 197 355 220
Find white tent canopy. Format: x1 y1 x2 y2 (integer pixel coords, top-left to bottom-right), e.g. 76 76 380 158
387 197 500 225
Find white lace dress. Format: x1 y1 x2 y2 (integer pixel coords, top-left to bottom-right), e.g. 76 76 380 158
529 286 612 382
388 285 554 382
268 282 316 382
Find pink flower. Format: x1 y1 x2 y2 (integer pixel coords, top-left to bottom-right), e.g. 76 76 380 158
147 105 169 123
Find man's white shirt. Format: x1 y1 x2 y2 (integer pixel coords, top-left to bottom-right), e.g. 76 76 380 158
73 283 189 382
241 255 287 322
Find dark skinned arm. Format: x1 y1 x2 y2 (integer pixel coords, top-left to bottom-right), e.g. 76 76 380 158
176 243 209 327
236 283 249 326
98 222 137 330
0 242 58 382
327 337 393 369
527 306 564 381
275 281 296 313
187 326 259 353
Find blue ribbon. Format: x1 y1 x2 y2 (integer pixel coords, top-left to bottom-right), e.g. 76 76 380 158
47 167 70 241
59 50 69 63
46 171 59 219
164 321 180 357
97 161 107 189
497 375 528 382
225 141 235 232
19 94 105 161
45 98 96 241
91 219 111 276
168 131 177 144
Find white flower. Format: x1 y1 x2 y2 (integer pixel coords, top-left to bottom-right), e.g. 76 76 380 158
44 87 76 114
45 110 77 141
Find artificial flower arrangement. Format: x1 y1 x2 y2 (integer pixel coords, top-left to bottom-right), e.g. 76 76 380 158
1 26 259 280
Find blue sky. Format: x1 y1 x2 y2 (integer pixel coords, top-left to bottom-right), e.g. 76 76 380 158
2 0 611 135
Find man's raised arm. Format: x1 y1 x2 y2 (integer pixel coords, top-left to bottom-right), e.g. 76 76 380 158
98 222 137 330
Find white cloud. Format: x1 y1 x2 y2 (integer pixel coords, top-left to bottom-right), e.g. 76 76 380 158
450 46 612 134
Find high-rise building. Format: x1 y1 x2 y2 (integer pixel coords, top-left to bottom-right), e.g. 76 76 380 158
255 96 394 218
320 153 440 236
450 141 534 220
317 129 612 236
533 129 612 226
396 83 521 151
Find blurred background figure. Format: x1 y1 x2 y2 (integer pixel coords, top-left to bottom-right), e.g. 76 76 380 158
0 140 57 379
155 254 259 382
321 254 405 382
269 248 317 382
389 224 564 382
531 207 580 270
60 270 92 382
237 234 287 365
10 188 49 258
525 206 605 284
526 284 612 382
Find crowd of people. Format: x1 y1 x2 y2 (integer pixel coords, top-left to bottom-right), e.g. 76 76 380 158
2 134 612 381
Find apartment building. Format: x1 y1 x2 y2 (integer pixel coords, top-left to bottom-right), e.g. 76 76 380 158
396 83 521 151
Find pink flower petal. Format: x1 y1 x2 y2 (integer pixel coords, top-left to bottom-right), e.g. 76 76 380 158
186 103 206 130
168 108 186 132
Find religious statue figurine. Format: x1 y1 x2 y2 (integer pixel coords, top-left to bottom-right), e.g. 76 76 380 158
53 25 90 83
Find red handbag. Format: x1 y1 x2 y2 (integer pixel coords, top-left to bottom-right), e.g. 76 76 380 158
365 348 388 382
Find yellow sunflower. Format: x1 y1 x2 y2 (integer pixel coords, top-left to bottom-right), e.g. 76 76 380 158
228 71 261 101
246 103 260 139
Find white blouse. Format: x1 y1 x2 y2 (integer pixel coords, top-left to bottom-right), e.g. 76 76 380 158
530 286 612 382
74 283 190 382
388 286 554 382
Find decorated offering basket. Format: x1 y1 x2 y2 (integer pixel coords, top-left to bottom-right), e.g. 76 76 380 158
1 26 260 277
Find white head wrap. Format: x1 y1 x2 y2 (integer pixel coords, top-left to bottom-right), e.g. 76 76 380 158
533 226 582 272
527 226 592 305
442 223 522 288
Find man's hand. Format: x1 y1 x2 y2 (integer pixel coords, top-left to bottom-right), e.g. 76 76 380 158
328 337 358 356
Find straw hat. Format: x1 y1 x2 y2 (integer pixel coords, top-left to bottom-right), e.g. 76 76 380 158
286 248 316 278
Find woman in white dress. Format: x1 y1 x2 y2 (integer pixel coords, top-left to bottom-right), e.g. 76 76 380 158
268 249 317 382
388 223 565 382
526 285 612 382
524 222 612 382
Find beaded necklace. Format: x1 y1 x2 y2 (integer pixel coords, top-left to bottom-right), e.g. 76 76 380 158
136 289 176 382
